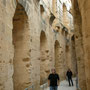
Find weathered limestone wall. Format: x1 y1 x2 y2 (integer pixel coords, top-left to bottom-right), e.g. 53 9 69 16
73 0 90 90
0 0 75 90
0 0 41 90
40 31 50 85
0 0 15 90
79 1 90 89
64 33 77 76
39 0 68 81
13 3 31 90
63 4 70 30
54 40 64 80
70 36 77 76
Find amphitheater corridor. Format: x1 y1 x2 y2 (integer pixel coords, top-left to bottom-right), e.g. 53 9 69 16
0 0 90 90
41 78 76 90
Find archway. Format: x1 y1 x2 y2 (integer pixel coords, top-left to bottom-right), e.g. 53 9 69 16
71 35 77 76
52 0 57 14
54 40 62 76
40 31 49 85
65 45 70 68
63 4 67 24
13 3 30 90
63 4 69 29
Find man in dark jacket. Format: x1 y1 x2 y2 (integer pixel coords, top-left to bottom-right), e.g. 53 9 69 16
48 69 60 90
66 69 74 86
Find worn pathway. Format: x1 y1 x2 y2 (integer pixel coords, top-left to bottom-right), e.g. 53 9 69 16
46 78 76 90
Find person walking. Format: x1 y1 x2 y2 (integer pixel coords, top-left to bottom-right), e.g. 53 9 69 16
66 69 74 86
48 69 60 90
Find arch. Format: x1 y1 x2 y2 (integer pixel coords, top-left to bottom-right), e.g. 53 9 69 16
71 35 77 76
40 31 47 46
40 5 45 16
71 35 75 41
63 3 67 25
63 3 69 29
63 3 67 13
52 0 57 14
13 3 30 90
40 3 45 20
54 40 62 76
13 0 30 17
40 31 50 85
65 45 69 68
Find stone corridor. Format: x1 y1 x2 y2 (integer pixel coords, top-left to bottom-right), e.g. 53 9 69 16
0 0 90 90
46 78 76 90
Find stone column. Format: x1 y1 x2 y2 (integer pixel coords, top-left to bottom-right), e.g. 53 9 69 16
81 0 90 89
72 0 87 90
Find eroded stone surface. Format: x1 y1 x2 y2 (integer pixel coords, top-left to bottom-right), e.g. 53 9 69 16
72 0 90 90
0 0 76 90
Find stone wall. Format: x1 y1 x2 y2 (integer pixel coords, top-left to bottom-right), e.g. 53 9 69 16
72 0 90 90
0 0 76 90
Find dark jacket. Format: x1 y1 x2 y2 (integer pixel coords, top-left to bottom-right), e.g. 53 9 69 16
66 71 73 79
48 73 60 86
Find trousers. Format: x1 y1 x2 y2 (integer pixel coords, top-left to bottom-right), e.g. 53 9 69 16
68 78 73 86
50 86 58 90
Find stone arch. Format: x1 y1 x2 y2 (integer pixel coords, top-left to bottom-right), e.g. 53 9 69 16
63 3 68 29
71 35 75 41
40 31 50 85
40 5 45 16
54 40 62 76
13 3 31 90
71 35 77 76
13 0 31 17
63 3 67 22
65 45 70 68
63 3 67 12
52 0 57 14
